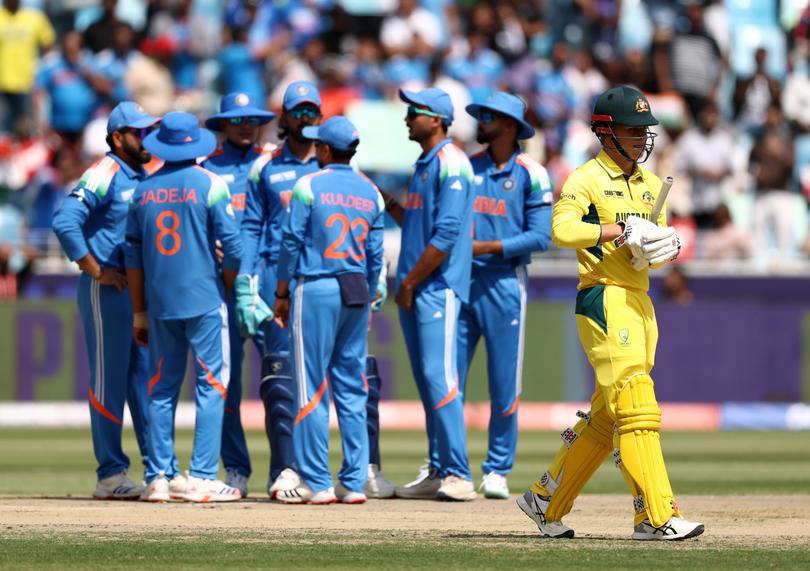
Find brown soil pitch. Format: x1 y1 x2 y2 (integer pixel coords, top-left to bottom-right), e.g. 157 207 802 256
1 494 808 547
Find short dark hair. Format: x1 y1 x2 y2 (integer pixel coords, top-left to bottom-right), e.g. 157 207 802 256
105 133 115 149
330 147 357 162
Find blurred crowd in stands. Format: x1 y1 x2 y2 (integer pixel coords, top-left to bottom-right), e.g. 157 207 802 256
1 0 810 298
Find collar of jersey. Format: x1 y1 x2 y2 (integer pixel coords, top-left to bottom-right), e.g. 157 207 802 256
222 140 259 161
594 149 644 182
415 138 453 166
482 149 519 177
280 143 318 165
322 163 353 171
106 151 141 179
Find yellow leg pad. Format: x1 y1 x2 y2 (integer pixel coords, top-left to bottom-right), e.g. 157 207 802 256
529 408 614 522
614 374 676 528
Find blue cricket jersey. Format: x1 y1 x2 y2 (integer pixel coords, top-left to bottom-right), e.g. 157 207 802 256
53 153 145 270
240 144 319 274
201 140 268 225
124 163 243 320
277 164 385 296
35 52 99 133
397 139 474 303
469 150 553 270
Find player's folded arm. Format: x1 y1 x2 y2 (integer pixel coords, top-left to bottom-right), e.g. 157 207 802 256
501 201 552 259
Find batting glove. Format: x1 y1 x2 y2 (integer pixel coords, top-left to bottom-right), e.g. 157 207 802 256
642 231 682 265
234 274 273 338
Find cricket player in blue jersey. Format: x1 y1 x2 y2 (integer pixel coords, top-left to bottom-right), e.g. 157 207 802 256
202 92 276 497
125 112 244 503
458 92 553 499
273 116 385 504
238 81 322 500
52 101 159 500
380 87 476 501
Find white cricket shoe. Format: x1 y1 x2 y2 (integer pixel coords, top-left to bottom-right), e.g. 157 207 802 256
183 475 242 503
140 472 170 502
168 471 188 500
225 468 249 498
269 468 301 495
309 486 338 505
437 474 477 501
516 490 575 538
632 516 705 541
335 482 367 504
364 464 396 499
93 471 143 500
395 465 440 499
480 472 510 499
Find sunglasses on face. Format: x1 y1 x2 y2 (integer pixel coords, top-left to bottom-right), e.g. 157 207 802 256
227 116 262 126
406 105 443 120
479 110 502 124
288 107 321 120
122 127 152 139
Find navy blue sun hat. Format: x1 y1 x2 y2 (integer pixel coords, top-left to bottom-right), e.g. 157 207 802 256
205 92 277 131
301 116 360 151
399 87 454 125
466 92 535 140
106 101 160 135
143 112 217 162
283 81 321 111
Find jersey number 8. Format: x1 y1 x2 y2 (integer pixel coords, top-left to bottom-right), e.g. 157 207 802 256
324 213 368 261
156 211 181 256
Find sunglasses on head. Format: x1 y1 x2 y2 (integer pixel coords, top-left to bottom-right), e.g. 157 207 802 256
288 107 321 119
407 105 443 120
227 116 262 126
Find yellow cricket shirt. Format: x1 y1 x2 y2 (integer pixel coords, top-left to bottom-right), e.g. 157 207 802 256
551 150 667 292
0 7 54 93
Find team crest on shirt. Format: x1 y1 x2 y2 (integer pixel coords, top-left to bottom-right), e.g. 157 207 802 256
642 190 655 207
502 178 515 191
235 93 250 106
635 98 649 113
226 203 236 219
420 170 429 181
619 328 630 346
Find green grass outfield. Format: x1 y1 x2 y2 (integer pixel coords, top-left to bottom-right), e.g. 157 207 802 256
1 428 809 496
1 429 809 570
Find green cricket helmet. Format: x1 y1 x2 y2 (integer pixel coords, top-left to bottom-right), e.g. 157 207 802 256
591 85 658 129
591 85 658 163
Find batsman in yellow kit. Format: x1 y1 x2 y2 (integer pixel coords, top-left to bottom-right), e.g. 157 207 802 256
516 86 704 541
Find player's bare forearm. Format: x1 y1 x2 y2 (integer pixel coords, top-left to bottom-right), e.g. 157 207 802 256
396 245 447 311
402 244 447 288
599 223 624 243
76 253 102 279
273 279 291 328
380 189 404 226
222 268 237 298
473 240 502 257
125 268 146 313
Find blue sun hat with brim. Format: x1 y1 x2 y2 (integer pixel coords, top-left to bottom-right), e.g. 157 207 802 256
399 87 454 125
301 116 360 151
106 101 160 135
466 92 535 140
143 112 217 162
205 92 277 131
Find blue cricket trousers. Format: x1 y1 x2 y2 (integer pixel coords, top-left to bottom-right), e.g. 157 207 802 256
457 266 527 475
399 287 471 480
146 303 230 482
77 273 150 480
290 277 369 493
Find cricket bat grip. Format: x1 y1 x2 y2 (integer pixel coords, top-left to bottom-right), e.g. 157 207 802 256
651 176 673 224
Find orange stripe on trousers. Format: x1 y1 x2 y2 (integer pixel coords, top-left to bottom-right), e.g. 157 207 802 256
148 357 164 396
197 358 228 399
501 396 520 417
88 388 123 424
433 384 459 410
294 378 327 425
